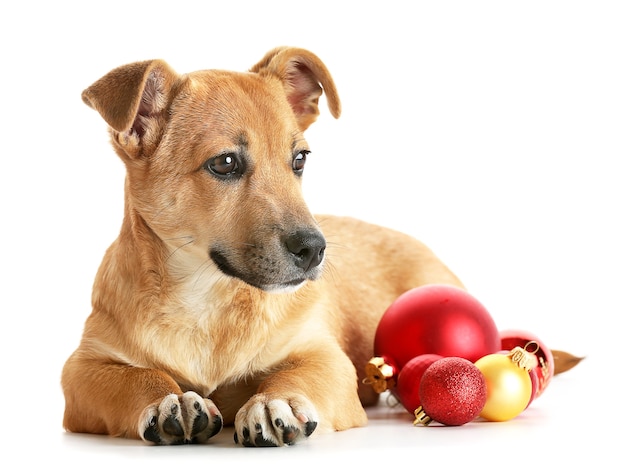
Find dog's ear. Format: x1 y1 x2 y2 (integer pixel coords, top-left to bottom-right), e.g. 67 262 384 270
250 47 341 131
82 60 178 151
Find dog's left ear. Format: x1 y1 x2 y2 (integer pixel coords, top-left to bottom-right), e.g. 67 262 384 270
250 47 341 131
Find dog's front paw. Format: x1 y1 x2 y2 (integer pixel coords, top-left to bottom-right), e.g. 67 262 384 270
139 392 223 445
233 393 318 447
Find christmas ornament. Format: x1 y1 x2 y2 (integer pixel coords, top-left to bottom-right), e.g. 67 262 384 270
395 354 443 414
413 357 487 426
364 356 397 393
526 368 539 408
500 329 553 399
366 285 500 392
475 346 535 422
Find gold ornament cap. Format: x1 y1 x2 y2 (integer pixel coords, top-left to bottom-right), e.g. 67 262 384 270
363 357 396 393
413 406 433 426
508 342 540 371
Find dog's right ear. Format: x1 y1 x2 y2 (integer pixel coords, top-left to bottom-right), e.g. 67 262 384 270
82 60 177 151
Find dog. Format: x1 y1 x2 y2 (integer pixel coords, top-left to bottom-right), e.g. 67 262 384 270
60 46 470 447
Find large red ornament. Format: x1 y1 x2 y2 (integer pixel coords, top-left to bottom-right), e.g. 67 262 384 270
414 357 487 426
500 329 554 399
395 354 443 414
373 285 500 377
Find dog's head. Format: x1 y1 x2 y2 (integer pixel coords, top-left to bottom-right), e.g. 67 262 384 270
82 47 340 293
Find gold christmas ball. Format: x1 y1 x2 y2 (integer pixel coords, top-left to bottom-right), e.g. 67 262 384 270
475 353 532 422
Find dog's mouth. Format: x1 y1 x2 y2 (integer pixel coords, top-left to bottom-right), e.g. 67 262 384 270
209 248 318 293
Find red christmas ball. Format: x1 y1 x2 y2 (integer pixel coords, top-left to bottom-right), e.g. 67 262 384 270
374 285 500 370
500 329 554 399
416 357 487 426
395 354 443 414
527 368 539 408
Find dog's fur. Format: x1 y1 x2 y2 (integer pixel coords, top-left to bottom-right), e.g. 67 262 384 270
61 47 464 447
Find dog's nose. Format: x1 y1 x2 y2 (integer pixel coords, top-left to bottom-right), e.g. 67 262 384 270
284 229 326 272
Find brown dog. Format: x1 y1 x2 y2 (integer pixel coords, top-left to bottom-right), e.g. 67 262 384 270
61 47 465 447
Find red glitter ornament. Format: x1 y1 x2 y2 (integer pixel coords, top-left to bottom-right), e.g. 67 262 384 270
395 354 443 414
414 357 487 426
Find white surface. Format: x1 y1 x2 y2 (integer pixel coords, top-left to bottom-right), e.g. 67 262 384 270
1 1 623 468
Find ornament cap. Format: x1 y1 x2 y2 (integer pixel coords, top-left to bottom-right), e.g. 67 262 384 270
508 343 539 371
413 406 433 426
364 357 396 393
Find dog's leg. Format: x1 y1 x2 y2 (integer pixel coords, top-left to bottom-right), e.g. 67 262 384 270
232 344 366 447
62 354 223 444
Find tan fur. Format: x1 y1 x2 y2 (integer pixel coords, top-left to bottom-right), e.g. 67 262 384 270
61 47 463 446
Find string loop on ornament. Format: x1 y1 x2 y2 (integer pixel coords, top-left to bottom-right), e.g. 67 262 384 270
524 340 539 354
385 393 400 408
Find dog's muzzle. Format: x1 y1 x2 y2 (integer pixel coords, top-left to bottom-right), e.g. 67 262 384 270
209 227 326 292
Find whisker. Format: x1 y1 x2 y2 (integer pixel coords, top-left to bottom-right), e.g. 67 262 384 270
191 258 223 292
163 235 195 261
151 198 178 221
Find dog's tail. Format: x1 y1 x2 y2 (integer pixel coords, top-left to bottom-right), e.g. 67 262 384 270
551 349 584 375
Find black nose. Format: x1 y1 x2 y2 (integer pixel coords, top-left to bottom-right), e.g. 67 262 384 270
284 229 326 271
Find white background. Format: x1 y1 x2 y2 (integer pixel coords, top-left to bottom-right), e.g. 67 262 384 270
1 1 623 468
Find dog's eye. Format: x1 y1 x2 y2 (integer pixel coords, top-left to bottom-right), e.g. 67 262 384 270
204 153 242 178
292 151 309 174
